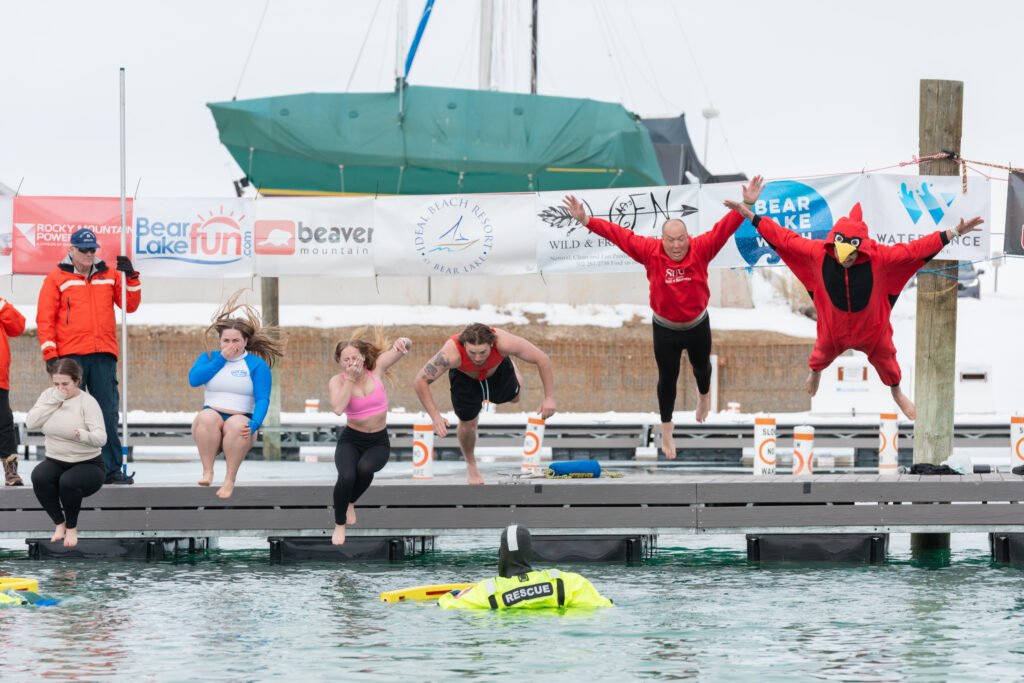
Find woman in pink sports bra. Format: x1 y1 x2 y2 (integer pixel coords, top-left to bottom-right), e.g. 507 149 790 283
328 330 412 546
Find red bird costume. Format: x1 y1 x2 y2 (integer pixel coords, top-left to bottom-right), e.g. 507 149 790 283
752 203 950 386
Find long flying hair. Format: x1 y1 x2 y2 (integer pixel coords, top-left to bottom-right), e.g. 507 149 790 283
333 326 394 379
204 290 285 367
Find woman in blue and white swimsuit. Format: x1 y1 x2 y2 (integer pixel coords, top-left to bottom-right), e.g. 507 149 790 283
188 292 284 498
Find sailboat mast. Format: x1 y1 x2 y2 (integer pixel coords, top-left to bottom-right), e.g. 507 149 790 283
396 0 407 119
530 0 537 94
479 0 493 90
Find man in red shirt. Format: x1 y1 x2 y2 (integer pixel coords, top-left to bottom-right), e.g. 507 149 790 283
36 228 141 484
413 323 557 484
563 176 764 459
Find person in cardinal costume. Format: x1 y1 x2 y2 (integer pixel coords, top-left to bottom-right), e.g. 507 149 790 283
724 199 983 419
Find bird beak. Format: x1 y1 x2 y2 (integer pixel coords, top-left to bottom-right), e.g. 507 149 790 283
834 242 857 262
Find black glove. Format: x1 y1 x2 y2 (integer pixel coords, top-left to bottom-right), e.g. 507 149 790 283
45 358 58 374
116 255 138 278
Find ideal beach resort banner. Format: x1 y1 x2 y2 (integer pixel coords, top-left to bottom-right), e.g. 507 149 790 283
4 174 992 276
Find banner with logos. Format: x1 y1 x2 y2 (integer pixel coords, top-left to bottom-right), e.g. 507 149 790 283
132 199 253 277
698 175 865 268
253 197 375 277
13 197 132 275
1004 171 1024 256
534 185 699 273
864 174 989 260
0 198 11 276
373 193 537 276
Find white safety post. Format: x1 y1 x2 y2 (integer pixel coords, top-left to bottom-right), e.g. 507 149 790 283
412 422 433 480
1012 415 1024 470
753 416 776 476
118 67 130 481
879 412 899 475
304 398 319 414
792 425 814 475
521 416 545 475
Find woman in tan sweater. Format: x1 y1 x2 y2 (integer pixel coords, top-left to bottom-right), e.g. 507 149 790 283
26 358 107 548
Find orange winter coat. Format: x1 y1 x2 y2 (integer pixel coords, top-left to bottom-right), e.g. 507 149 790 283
36 259 141 361
0 298 26 390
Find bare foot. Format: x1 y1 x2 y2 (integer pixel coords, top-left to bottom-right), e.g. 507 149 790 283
696 393 710 423
346 503 357 526
804 369 821 397
332 524 346 546
892 387 917 420
466 464 485 485
64 527 78 548
198 470 213 486
50 523 66 543
216 480 235 498
660 423 676 460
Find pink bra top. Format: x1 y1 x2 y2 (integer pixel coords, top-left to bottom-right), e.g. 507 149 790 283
345 372 388 419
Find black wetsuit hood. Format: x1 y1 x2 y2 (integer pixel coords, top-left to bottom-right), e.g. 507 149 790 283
498 524 534 578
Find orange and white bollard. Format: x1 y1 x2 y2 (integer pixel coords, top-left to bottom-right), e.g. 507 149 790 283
753 416 776 476
792 425 814 475
522 416 545 475
879 412 899 475
1012 415 1024 469
412 422 434 480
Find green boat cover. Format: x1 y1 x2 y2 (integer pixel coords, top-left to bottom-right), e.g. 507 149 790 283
207 85 665 196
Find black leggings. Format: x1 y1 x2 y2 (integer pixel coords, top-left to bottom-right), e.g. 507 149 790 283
333 427 390 525
652 315 713 423
31 456 105 529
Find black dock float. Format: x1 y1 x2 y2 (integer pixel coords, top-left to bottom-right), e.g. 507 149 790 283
989 533 1024 565
531 534 655 563
26 537 215 560
746 534 889 564
268 536 435 562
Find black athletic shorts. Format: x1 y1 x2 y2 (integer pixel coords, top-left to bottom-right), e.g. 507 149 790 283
449 356 520 421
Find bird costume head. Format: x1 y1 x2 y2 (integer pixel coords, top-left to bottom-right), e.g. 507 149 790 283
827 203 874 265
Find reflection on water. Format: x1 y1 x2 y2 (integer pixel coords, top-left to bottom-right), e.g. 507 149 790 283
2 535 1024 679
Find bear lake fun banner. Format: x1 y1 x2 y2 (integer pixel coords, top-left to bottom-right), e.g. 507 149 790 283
5 174 990 277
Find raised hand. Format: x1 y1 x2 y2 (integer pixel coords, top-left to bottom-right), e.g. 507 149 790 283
742 175 765 205
724 199 755 220
955 216 984 235
394 337 412 354
561 195 590 226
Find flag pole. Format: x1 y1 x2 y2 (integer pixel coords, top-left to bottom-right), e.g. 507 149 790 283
118 67 129 479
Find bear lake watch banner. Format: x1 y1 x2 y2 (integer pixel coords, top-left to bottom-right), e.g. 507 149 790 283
535 185 699 273
373 193 537 276
1004 171 1024 256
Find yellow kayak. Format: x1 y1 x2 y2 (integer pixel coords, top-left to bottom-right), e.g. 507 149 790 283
0 577 39 592
380 583 475 602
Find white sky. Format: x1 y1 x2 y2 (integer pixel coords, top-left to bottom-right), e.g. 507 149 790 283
1 0 1020 232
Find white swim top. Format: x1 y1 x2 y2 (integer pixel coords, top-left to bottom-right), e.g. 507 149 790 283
204 351 256 414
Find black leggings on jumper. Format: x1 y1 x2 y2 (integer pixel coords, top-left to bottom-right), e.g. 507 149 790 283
652 315 713 423
31 456 105 528
333 427 390 525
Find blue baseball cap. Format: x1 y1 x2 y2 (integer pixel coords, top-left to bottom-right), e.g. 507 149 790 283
69 228 100 249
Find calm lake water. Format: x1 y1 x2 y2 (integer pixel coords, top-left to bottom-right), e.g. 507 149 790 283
3 459 1024 680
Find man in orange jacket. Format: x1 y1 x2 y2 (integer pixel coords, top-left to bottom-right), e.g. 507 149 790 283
0 297 26 485
36 228 141 484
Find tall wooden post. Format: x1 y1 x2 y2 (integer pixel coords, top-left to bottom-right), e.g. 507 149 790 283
911 79 962 558
261 276 282 461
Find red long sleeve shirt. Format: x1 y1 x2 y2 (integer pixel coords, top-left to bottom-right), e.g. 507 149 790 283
584 210 745 322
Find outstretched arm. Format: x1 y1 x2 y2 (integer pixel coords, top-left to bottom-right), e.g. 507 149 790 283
562 195 654 264
881 216 984 291
699 175 765 259
496 331 556 419
413 341 457 437
375 337 413 374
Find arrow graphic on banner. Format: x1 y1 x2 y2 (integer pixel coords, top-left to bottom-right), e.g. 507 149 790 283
14 223 37 246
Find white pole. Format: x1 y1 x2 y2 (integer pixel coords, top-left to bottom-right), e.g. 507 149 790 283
792 425 814 475
118 67 129 480
1011 415 1024 469
396 0 407 119
412 421 433 479
478 0 493 90
521 416 545 475
753 416 776 476
878 412 899 475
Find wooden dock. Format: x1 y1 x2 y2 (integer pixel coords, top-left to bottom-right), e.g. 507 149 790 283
3 473 1024 539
